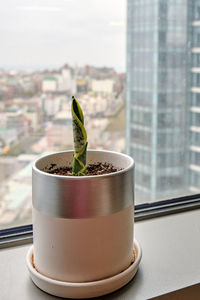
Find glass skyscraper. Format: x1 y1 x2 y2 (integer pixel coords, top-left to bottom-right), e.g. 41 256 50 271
126 0 195 203
188 0 200 193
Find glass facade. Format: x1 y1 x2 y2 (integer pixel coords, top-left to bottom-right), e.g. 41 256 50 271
188 0 200 193
126 0 189 203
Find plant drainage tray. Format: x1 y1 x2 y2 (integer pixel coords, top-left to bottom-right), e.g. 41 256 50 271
26 239 142 299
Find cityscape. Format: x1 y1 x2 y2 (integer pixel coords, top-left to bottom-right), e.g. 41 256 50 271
0 64 125 229
1 0 200 229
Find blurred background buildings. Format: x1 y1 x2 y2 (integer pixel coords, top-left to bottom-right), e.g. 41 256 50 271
126 0 200 202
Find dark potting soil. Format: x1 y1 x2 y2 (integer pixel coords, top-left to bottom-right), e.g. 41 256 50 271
43 162 119 176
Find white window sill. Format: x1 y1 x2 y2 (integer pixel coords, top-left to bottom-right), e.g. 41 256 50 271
0 209 200 300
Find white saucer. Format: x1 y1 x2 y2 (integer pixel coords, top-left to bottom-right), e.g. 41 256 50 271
26 239 142 299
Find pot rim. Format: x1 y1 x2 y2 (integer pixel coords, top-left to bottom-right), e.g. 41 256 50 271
33 149 134 179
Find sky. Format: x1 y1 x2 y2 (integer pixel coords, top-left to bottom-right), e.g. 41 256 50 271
0 0 126 71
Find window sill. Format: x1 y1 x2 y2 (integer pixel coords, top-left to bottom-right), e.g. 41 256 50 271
0 209 200 300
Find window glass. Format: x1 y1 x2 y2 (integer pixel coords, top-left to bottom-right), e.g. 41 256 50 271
0 0 126 230
1 0 200 230
127 0 200 203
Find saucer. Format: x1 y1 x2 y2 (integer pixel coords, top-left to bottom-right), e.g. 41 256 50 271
26 239 142 299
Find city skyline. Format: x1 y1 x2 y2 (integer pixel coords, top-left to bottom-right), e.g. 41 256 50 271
0 62 125 73
2 0 200 229
0 63 125 229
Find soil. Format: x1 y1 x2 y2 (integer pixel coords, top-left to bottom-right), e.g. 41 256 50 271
43 162 119 176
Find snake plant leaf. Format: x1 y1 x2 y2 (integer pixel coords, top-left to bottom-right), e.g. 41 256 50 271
72 96 88 176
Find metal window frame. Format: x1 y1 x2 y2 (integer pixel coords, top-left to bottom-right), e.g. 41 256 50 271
0 225 33 248
0 194 200 248
135 193 200 220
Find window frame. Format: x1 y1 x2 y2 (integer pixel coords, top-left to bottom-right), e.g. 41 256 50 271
1 194 200 248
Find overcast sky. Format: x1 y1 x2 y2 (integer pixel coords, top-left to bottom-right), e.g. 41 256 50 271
0 0 126 71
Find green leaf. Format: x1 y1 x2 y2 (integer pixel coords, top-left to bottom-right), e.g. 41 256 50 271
71 96 88 176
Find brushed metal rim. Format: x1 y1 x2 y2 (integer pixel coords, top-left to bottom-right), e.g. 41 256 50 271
32 150 134 219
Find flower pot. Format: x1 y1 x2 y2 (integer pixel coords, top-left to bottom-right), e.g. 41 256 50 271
32 150 134 283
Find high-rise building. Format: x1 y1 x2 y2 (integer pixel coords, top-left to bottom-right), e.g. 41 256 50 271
188 1 200 193
126 0 190 203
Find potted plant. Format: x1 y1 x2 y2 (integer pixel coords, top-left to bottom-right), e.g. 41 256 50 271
26 96 142 299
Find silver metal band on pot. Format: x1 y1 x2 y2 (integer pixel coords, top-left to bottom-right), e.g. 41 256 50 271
32 150 134 219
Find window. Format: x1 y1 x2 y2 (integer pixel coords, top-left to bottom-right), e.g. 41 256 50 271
159 32 167 47
1 0 200 233
0 0 126 230
127 0 200 205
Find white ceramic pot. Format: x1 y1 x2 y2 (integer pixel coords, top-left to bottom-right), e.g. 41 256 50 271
32 150 134 283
